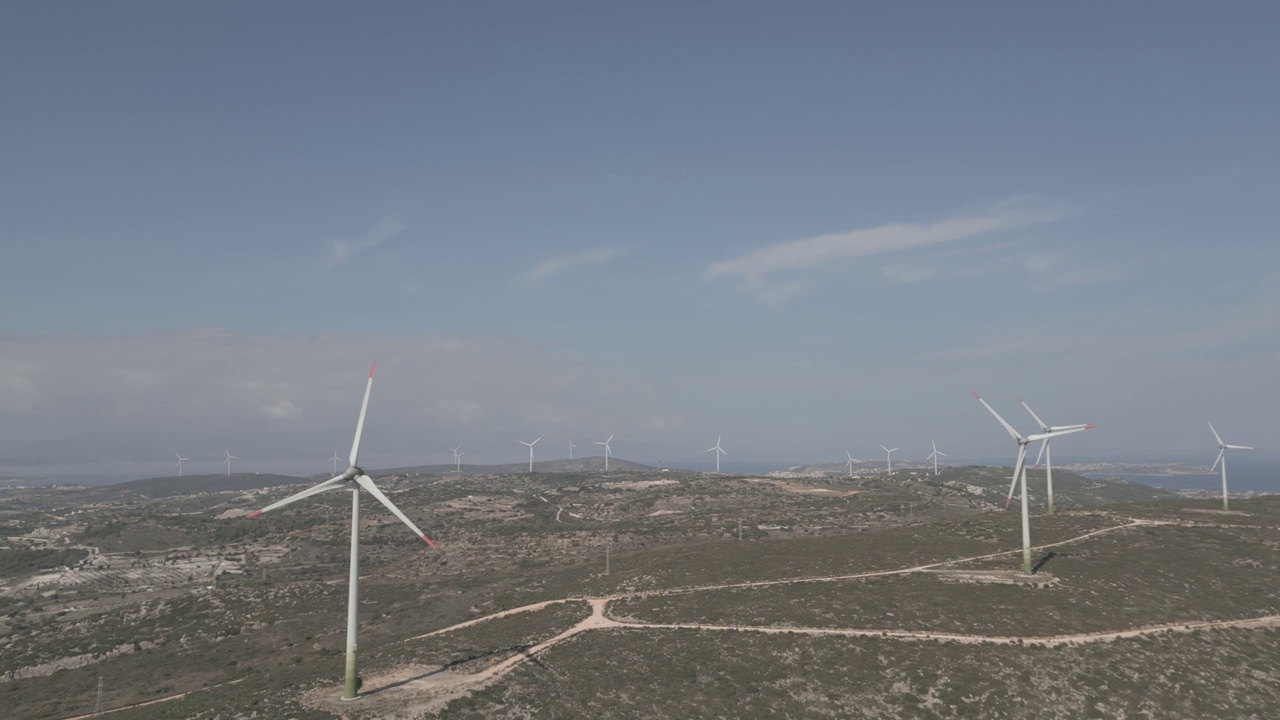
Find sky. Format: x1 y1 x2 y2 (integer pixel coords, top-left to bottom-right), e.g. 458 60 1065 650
3 2 1279 480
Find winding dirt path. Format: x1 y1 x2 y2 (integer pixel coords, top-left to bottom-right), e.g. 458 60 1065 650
384 517 1264 701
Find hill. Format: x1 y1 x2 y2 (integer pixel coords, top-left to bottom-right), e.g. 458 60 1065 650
90 472 311 499
6 465 1264 719
379 456 656 477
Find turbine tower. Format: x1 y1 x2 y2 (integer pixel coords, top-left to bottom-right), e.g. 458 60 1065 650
568 440 576 460
594 433 614 471
175 453 189 477
844 451 855 478
329 450 342 475
926 439 947 477
973 391 1091 574
246 362 435 700
451 446 463 473
519 436 542 473
706 435 726 473
879 445 899 476
1208 421 1255 510
223 449 238 476
1013 397 1089 514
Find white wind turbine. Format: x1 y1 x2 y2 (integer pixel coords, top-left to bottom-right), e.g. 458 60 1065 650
706 434 727 473
329 450 342 475
223 449 238 476
451 446 463 473
175 453 190 477
1208 421 1255 510
246 362 436 700
1013 397 1090 514
879 445 899 476
973 391 1091 574
568 440 576 460
844 451 855 478
519 436 542 473
926 439 947 477
594 433 614 471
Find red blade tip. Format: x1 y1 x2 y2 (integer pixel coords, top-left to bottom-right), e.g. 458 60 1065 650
971 391 981 399
1085 424 1096 430
1004 498 1012 510
369 361 376 378
422 534 436 549
247 510 263 519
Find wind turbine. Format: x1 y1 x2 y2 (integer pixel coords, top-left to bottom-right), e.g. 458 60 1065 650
594 433 614 471
246 362 436 700
1208 421 1255 510
973 391 1091 574
223 449 238 476
451 446 463 473
175 453 189 477
519 436 542 473
1015 397 1089 514
879 445 899 476
926 439 947 477
844 451 855 478
706 435 726 473
568 440 576 460
329 450 342 475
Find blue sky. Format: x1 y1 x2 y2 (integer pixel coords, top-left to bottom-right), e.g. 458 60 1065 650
2 2 1279 478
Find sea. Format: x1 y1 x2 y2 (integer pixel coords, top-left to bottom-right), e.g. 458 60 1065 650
1081 456 1280 494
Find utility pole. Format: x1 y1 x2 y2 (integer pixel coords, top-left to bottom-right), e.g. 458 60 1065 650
737 519 742 541
605 544 610 576
95 675 104 714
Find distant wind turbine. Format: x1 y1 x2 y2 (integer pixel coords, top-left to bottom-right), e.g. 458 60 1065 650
594 433 614 471
329 450 342 475
568 440 576 460
707 435 726 473
926 439 947 477
223 449 238 476
844 451 855 478
246 362 436 700
973 391 1092 574
451 446 463 473
519 436 542 473
879 445 899 476
1014 398 1090 514
1208 421 1255 510
175 453 189 477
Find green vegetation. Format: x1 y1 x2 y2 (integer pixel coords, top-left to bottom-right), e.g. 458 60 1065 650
0 548 88 578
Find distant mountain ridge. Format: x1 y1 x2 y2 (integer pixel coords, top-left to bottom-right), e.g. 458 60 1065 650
379 456 656 477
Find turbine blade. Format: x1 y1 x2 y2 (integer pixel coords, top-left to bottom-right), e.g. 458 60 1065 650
1210 449 1225 473
1027 424 1093 442
1033 439 1047 469
1226 445 1255 450
248 476 347 517
349 362 376 467
972 391 1024 441
1010 445 1029 507
356 475 436 548
936 450 948 457
879 444 889 453
606 433 615 443
1207 421 1224 447
1019 398 1050 432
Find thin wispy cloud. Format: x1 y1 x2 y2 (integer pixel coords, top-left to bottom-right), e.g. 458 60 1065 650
520 248 621 286
1022 252 1128 291
705 200 1066 303
324 217 406 267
